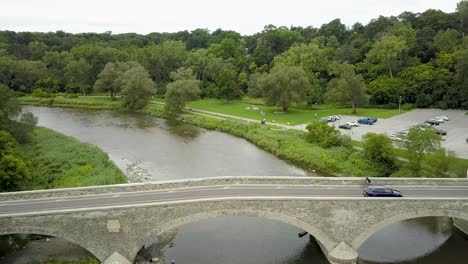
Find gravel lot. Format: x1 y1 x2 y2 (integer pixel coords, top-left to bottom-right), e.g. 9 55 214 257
330 109 468 158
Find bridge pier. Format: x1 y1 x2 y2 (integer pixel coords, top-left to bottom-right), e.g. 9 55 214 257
453 218 468 238
325 242 358 264
102 252 132 264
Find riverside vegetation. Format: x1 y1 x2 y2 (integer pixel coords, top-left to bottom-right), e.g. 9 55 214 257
19 95 468 178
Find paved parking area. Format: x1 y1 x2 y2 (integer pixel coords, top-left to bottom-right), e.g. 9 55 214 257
330 109 468 158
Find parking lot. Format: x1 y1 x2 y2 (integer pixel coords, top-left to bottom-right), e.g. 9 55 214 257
328 109 468 158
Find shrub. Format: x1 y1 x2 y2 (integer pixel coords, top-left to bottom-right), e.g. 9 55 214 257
32 88 51 98
401 103 414 110
305 122 343 148
362 133 398 176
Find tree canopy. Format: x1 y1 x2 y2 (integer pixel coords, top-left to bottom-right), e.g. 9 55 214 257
0 1 467 109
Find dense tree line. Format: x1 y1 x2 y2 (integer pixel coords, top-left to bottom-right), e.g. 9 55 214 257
1 1 468 109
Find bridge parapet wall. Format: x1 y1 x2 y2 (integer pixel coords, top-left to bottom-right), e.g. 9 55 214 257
1 176 467 201
1 197 467 264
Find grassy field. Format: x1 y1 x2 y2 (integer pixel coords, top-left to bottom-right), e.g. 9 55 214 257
19 127 126 189
184 98 407 125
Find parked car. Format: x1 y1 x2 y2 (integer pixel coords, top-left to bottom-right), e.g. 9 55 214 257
320 116 338 122
363 186 403 197
339 124 353 130
425 119 442 126
358 118 377 125
435 116 449 121
415 123 432 128
435 129 447 136
347 121 359 127
432 117 445 123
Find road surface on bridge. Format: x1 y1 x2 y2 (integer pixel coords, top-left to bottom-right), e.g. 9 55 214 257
1 184 468 216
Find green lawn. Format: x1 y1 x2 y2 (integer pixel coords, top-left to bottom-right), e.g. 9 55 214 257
184 99 407 125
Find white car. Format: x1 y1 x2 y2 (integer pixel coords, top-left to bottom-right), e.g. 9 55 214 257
436 116 449 121
346 121 359 127
432 117 445 123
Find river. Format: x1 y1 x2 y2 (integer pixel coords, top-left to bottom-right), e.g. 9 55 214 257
1 106 467 264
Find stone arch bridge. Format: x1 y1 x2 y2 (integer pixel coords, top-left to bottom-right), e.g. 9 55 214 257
0 176 467 264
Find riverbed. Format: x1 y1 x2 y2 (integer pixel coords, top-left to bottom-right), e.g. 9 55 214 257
1 106 467 264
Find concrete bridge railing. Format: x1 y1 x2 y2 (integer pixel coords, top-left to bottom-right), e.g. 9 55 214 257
1 176 467 201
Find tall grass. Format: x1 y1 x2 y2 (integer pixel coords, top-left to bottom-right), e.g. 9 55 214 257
19 127 126 190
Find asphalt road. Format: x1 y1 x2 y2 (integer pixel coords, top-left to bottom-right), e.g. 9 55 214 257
1 184 468 216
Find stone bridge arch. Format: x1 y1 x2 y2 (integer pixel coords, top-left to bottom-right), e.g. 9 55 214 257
0 226 105 260
128 209 337 263
351 209 468 249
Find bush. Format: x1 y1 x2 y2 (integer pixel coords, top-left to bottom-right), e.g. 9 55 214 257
305 122 343 148
362 133 398 176
401 103 414 110
0 154 30 191
66 93 79 99
32 88 51 98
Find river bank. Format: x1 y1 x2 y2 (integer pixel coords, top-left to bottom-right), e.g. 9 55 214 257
18 127 126 190
19 96 380 177
19 96 468 177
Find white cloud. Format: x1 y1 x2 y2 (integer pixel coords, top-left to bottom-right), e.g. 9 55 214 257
0 0 461 34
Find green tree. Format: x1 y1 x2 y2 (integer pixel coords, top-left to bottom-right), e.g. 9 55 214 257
164 67 201 114
401 127 441 176
327 63 367 114
0 130 18 155
247 72 267 98
120 65 157 111
362 133 398 176
94 62 121 100
454 37 468 108
368 77 405 105
64 58 93 95
433 29 462 53
259 64 308 112
458 1 468 36
425 148 456 177
216 68 240 101
0 154 30 191
273 43 332 103
366 35 409 78
35 77 60 93
305 121 350 148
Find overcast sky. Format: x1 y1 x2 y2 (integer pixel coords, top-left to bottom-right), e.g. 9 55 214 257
0 0 462 35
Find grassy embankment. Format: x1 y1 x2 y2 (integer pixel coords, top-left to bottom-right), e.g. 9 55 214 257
19 95 468 177
152 98 407 125
19 127 126 190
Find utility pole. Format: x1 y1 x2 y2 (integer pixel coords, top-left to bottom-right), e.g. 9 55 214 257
398 96 402 113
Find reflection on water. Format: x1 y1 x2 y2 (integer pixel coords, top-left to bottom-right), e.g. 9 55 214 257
164 119 201 142
134 217 468 264
358 217 454 263
25 106 308 181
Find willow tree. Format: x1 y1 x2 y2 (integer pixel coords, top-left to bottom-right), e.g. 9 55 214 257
260 64 308 112
164 67 201 114
327 63 368 114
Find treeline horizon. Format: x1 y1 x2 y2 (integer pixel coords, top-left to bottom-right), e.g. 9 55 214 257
1 1 468 109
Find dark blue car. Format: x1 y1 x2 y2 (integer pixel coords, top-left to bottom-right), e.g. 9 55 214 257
363 186 403 197
357 118 378 125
